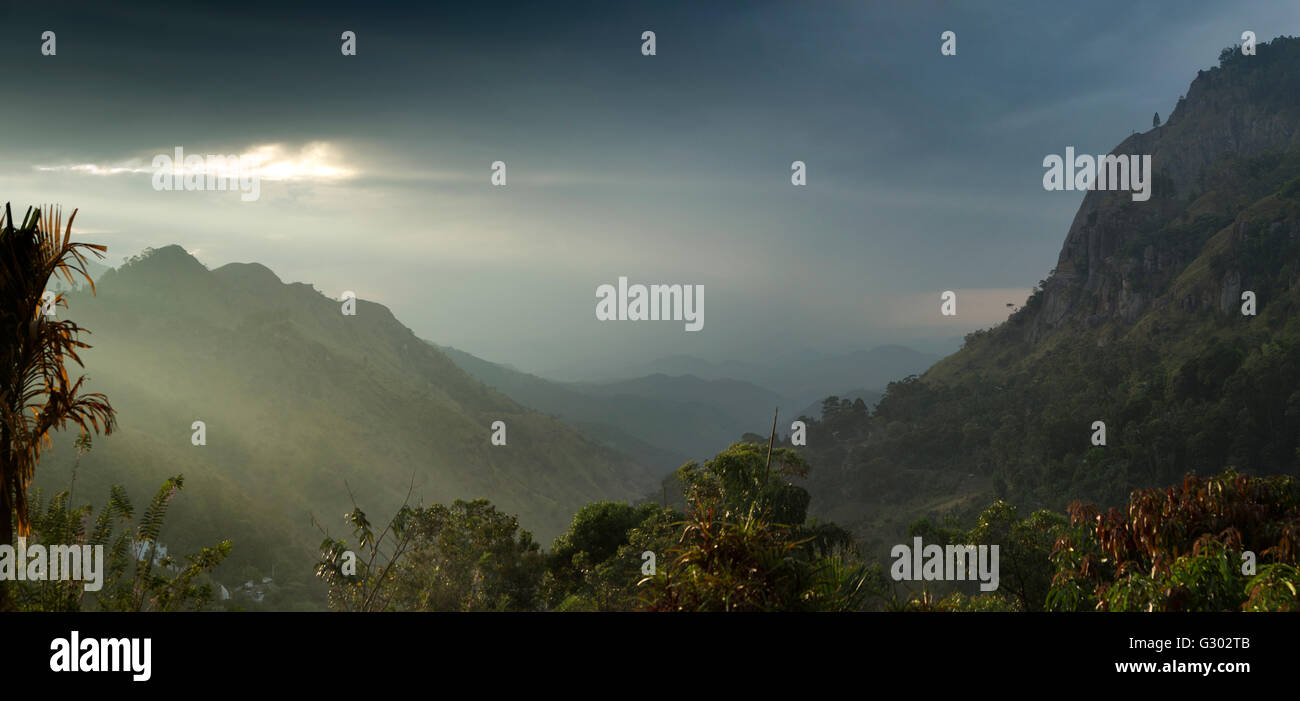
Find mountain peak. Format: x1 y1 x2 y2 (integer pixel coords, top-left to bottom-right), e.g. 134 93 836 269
213 261 284 288
108 244 208 282
129 243 200 265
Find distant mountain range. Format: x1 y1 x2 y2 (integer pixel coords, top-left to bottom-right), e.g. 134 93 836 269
438 341 929 479
538 346 939 411
437 345 789 470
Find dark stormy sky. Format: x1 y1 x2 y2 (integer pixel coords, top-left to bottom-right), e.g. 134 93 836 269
1 0 1294 376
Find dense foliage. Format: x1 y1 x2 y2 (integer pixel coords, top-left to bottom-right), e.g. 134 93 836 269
14 470 230 612
1049 469 1300 611
316 442 881 612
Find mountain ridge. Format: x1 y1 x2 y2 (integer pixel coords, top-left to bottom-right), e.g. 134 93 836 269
36 245 656 602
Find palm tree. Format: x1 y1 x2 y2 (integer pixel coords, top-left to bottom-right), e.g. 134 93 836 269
0 203 116 608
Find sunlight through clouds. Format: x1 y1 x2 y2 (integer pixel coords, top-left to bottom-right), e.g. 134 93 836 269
36 141 357 182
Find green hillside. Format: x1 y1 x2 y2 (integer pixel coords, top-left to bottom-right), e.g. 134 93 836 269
33 246 656 605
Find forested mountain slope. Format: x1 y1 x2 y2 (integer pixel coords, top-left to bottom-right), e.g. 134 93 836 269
34 246 655 595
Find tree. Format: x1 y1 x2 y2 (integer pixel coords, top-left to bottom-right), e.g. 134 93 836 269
963 502 1066 611
315 495 545 611
544 500 670 609
640 442 879 611
1153 112 1161 127
898 503 1066 611
391 499 544 611
1 204 115 610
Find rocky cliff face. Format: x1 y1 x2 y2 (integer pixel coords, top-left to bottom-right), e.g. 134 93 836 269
1031 37 1300 342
